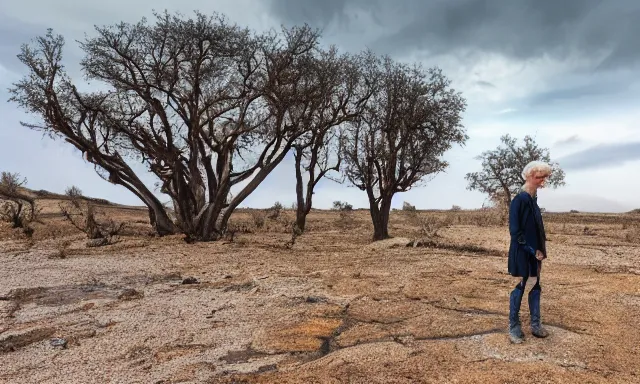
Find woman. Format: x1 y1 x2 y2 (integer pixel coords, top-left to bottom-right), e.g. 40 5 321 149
508 160 551 344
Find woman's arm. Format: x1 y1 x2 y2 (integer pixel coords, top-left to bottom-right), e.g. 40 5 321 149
509 196 536 256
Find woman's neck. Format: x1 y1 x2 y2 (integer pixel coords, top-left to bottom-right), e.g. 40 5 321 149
523 184 537 197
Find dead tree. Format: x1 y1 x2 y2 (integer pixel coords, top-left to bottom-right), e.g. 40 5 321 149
59 195 124 243
342 53 467 241
0 172 37 229
291 49 372 233
9 11 324 241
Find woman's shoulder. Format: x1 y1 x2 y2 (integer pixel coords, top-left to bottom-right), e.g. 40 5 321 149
510 191 531 210
512 191 529 203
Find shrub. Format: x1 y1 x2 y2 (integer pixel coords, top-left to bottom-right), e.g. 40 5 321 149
0 172 39 231
334 209 355 229
59 195 124 246
332 201 353 211
65 185 83 198
402 201 416 211
267 201 283 220
251 210 266 229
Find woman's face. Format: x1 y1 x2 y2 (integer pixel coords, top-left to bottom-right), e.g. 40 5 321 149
528 170 549 189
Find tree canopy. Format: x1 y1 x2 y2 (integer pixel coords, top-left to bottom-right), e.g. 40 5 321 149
342 54 467 240
9 11 331 241
465 134 566 206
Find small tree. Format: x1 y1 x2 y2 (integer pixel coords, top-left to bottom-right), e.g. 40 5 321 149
291 49 370 233
65 185 83 198
342 53 467 241
465 134 566 207
0 172 37 229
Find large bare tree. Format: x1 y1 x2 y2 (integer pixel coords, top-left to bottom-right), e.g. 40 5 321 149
291 49 372 233
9 11 324 241
343 54 467 241
465 134 566 207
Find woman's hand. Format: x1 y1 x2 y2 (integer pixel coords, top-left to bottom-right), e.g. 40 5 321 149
535 250 546 261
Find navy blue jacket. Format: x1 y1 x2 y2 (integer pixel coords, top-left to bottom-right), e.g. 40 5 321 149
508 191 546 277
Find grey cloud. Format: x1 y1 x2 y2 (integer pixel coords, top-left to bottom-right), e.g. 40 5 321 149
476 81 495 88
556 142 640 171
526 80 631 107
269 0 352 28
269 0 640 69
554 135 582 147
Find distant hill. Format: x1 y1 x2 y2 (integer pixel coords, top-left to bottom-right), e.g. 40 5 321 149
11 187 147 212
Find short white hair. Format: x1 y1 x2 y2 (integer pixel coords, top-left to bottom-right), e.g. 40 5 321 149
522 160 552 179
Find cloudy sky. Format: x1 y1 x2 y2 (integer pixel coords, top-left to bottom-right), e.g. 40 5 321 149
1 0 640 212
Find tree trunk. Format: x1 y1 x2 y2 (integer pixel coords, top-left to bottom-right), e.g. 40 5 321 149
124 185 177 236
151 207 177 236
367 189 392 241
295 209 306 233
212 141 295 240
294 148 308 233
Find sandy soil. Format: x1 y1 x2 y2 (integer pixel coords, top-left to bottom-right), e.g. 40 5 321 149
1 201 639 383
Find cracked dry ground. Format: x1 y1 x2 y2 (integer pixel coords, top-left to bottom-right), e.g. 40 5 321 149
1 209 640 383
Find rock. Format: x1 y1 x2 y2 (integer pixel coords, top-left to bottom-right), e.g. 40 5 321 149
86 238 109 248
0 327 56 353
182 277 199 285
50 338 68 349
258 364 277 373
118 288 144 300
305 296 328 304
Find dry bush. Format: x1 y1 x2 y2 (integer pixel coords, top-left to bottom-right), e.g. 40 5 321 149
224 220 253 242
59 196 124 246
0 201 39 231
266 202 283 220
625 225 640 243
472 207 506 227
0 172 40 235
49 240 72 259
406 212 454 239
250 210 266 229
402 201 417 211
450 205 462 211
332 201 353 211
273 210 295 233
465 193 509 227
249 206 294 234
334 210 356 230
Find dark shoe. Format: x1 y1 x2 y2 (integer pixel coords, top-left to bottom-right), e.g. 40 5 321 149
509 285 525 343
528 286 549 338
